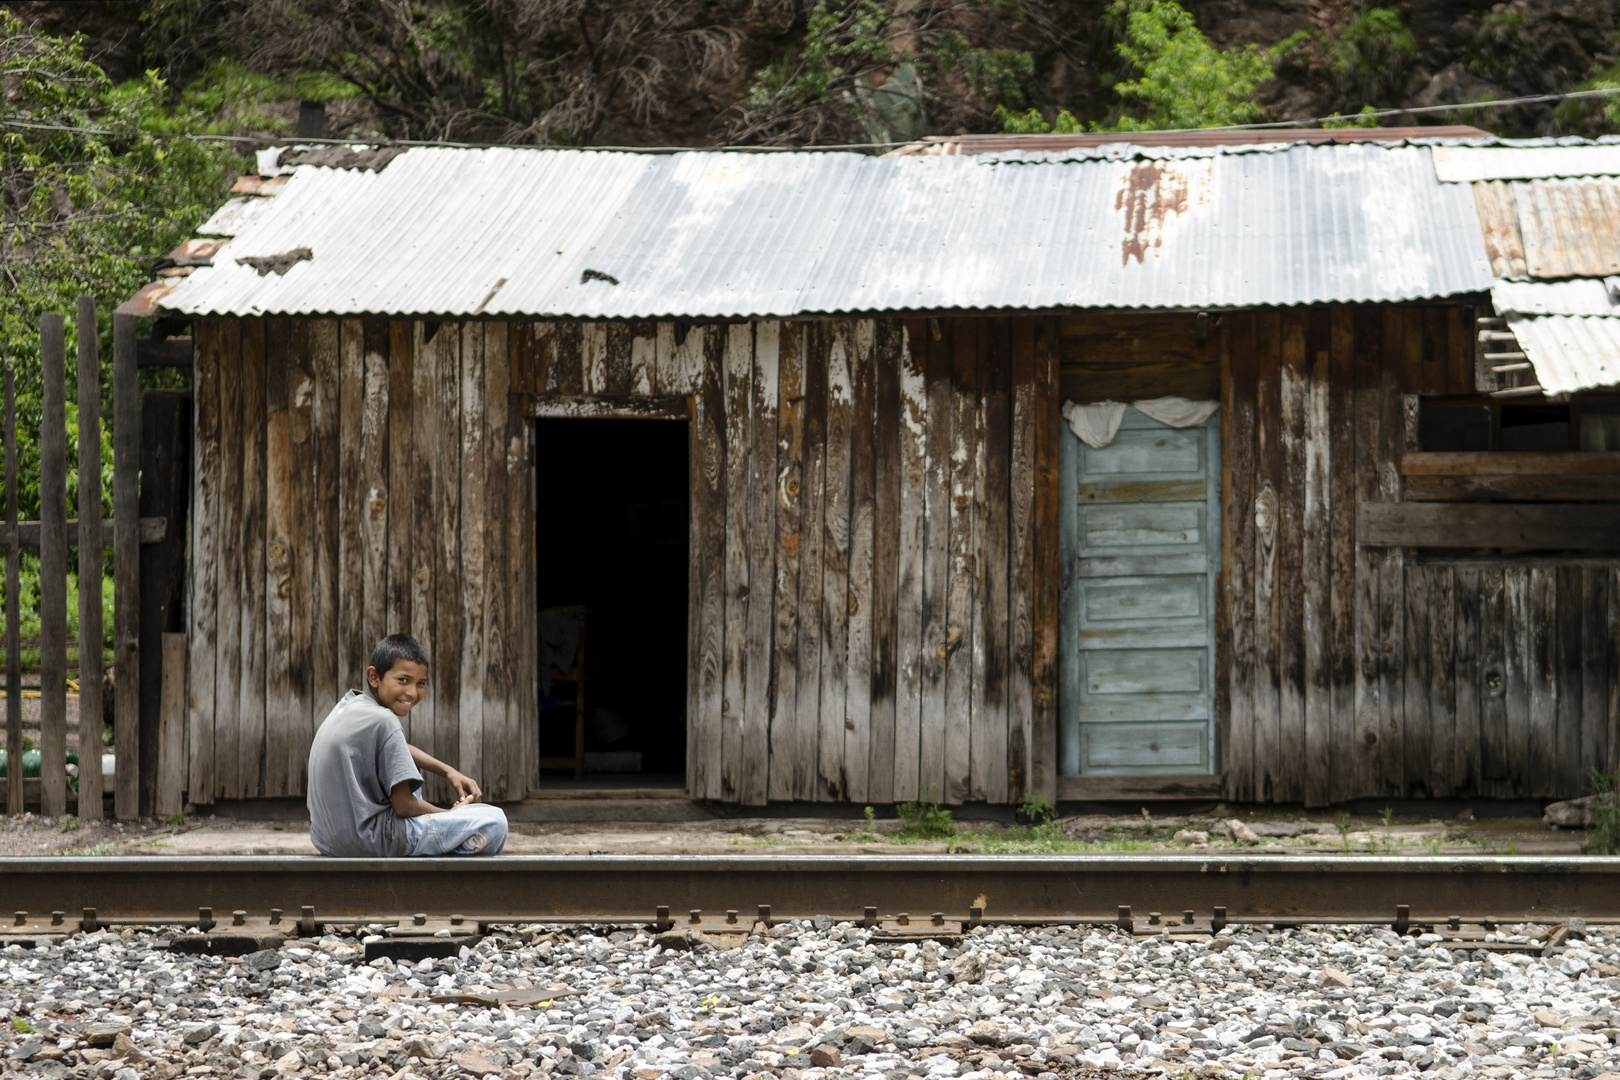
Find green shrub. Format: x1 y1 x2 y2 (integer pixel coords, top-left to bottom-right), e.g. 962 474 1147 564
896 798 956 840
1583 768 1620 856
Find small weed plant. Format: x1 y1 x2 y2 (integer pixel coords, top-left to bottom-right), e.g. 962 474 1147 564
58 814 79 833
896 797 955 841
167 811 186 827
1583 767 1620 855
1018 796 1057 825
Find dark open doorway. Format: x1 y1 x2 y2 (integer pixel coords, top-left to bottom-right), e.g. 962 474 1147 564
532 417 688 788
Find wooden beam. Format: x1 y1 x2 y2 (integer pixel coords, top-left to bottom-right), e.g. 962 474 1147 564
1402 452 1620 476
135 338 193 368
1358 502 1620 549
38 314 68 819
76 296 104 821
1404 474 1620 502
524 395 690 420
113 312 140 819
1057 774 1225 801
0 517 167 548
4 364 18 817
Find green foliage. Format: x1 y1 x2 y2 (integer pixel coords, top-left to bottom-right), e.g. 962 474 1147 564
0 554 115 670
1097 0 1272 131
1018 795 1058 825
895 797 956 839
1468 3 1531 81
1 10 234 527
59 814 80 833
1583 768 1620 855
1323 104 1382 128
167 811 186 827
1328 8 1417 105
735 0 1035 144
994 106 1082 134
11 1018 36 1034
1560 61 1620 133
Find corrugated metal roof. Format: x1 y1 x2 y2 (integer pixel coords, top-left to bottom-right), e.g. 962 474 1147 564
902 126 1491 156
1492 278 1620 316
1433 142 1620 182
1504 314 1620 394
159 142 1493 318
1471 178 1620 280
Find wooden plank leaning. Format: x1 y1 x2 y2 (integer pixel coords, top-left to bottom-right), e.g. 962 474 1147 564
113 312 140 818
156 633 187 818
39 314 69 818
76 297 104 820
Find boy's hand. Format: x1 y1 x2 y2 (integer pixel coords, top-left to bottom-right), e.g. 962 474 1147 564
446 768 482 805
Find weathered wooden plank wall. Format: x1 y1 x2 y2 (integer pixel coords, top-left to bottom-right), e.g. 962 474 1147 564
1223 304 1620 804
507 315 1060 806
188 318 534 802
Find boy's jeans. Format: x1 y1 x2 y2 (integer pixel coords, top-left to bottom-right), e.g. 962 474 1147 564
403 803 509 855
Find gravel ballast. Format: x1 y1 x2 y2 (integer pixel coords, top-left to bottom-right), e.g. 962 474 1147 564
3 919 1619 1080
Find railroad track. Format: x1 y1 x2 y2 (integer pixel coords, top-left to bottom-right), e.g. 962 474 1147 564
3 855 1617 941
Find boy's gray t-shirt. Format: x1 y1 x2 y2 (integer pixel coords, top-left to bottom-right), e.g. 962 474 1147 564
307 689 422 857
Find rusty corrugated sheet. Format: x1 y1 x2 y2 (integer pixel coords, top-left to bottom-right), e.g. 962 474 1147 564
1471 177 1620 280
158 142 1492 318
1472 181 1527 279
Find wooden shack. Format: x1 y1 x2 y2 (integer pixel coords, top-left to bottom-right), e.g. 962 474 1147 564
146 135 1620 809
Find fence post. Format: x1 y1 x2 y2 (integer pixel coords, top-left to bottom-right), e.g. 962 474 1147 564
114 313 140 819
39 314 68 819
77 296 104 821
4 364 18 817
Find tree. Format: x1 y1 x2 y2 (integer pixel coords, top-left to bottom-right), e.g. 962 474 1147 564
1098 0 1272 131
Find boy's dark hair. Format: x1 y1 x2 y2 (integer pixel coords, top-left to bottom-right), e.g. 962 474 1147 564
368 634 430 681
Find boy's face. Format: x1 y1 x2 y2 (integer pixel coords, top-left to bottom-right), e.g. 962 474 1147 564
368 660 428 717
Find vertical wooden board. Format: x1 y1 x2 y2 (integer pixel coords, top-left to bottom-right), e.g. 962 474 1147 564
505 338 534 797
1555 566 1584 798
693 327 728 801
272 321 308 797
480 323 512 800
1427 568 1457 797
918 318 952 806
532 322 558 396
721 323 753 802
1453 569 1481 795
1300 318 1332 808
360 319 391 659
1526 567 1557 796
433 322 465 799
187 321 222 801
156 633 188 818
793 324 829 801
743 322 779 806
507 321 531 398
1503 569 1531 795
337 319 366 695
308 320 341 784
869 320 903 806
659 323 706 398
976 319 1010 805
386 321 415 637
1326 307 1357 804
818 323 853 802
844 320 877 804
630 320 656 396
1402 564 1432 798
553 322 583 395
894 320 928 803
236 316 270 798
1582 567 1610 790
1250 311 1281 802
768 324 805 802
1029 318 1060 805
1005 320 1035 804
1349 308 1383 801
604 321 632 395
458 322 487 789
654 323 677 396
407 322 438 754
1445 306 1471 396
37 314 67 818
1477 568 1507 787
75 299 103 819
1376 311 1407 797
944 321 979 805
1275 312 1307 804
212 320 245 799
1609 569 1620 781
580 322 607 395
1223 313 1257 802
1399 306 1424 396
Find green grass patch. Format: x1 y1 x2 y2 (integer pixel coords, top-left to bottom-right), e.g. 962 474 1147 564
1583 768 1620 855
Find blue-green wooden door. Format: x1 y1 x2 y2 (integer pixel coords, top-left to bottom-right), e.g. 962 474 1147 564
1059 408 1221 775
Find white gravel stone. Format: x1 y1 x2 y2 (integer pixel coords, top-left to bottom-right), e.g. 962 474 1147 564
1 920 1618 1080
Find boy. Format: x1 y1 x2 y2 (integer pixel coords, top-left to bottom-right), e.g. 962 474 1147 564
307 634 508 857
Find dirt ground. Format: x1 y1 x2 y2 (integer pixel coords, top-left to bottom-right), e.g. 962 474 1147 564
0 803 1589 857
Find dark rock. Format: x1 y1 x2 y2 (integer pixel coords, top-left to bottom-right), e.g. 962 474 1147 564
184 1023 220 1046
8 1041 43 1061
84 1022 130 1047
245 949 282 971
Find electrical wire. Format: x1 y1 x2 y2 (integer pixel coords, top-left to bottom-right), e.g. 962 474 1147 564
2 84 1619 153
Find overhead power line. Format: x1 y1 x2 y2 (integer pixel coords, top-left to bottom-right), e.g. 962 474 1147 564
3 84 1619 153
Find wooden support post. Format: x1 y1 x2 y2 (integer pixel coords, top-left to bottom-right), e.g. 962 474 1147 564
4 364 19 817
138 391 191 815
113 313 140 819
156 632 186 818
39 314 68 818
76 296 104 821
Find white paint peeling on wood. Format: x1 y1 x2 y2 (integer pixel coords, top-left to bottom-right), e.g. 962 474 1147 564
581 322 608 394
827 327 851 406
755 321 780 417
292 376 313 410
630 330 655 395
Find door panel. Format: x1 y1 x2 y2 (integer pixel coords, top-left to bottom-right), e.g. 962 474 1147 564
1060 407 1221 776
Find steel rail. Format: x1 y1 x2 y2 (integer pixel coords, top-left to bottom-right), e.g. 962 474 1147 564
4 855 1620 929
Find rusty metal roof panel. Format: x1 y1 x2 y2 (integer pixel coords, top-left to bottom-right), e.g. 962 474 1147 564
162 142 1493 318
1469 176 1620 280
1505 313 1620 393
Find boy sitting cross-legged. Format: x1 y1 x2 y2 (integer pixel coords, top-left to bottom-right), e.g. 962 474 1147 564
307 633 508 857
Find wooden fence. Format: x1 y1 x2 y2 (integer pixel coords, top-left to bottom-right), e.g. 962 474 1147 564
1 301 184 820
